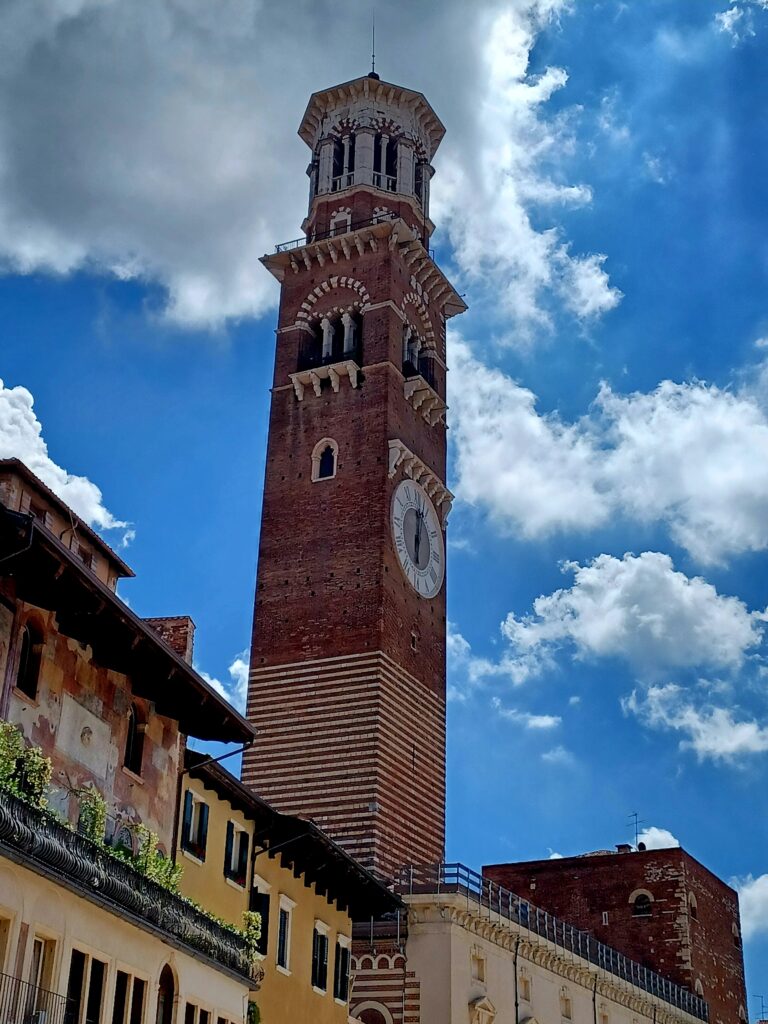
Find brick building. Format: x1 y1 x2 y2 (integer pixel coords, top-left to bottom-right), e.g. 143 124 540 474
484 845 747 1024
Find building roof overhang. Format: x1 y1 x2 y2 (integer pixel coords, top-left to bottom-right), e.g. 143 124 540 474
186 751 403 921
299 75 446 158
0 458 135 579
0 502 255 744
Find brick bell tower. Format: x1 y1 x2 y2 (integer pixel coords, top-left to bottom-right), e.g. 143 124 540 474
242 72 466 880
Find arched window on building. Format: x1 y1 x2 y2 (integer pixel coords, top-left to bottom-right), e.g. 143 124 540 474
695 980 704 998
311 438 339 482
15 622 43 700
733 923 742 949
689 892 698 920
155 965 175 1024
630 891 653 917
124 703 145 776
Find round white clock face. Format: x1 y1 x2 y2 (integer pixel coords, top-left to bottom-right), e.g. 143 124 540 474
391 479 445 599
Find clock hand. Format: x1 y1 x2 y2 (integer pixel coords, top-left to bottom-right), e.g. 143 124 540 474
414 509 422 563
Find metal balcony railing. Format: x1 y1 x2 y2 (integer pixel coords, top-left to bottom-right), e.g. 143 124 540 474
397 864 709 1023
275 213 396 253
0 789 257 985
403 357 438 392
297 339 362 374
0 971 70 1024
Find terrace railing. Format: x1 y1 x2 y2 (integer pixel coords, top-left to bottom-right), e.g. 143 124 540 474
397 863 709 1023
0 971 69 1024
0 789 257 986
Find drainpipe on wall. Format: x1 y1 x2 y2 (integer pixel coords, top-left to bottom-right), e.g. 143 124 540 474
593 974 599 1024
513 936 521 1024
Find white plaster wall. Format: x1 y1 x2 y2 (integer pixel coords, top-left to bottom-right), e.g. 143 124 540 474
407 902 694 1024
0 858 249 1023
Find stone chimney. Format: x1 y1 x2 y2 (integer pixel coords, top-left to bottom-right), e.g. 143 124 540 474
144 616 196 664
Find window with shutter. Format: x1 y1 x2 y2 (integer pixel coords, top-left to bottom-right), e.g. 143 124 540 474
312 923 329 992
180 791 209 860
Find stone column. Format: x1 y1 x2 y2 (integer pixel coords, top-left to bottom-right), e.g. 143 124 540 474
397 140 415 196
355 129 375 188
321 317 333 358
317 139 334 195
342 312 356 354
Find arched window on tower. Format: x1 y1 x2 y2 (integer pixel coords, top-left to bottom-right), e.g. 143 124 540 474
695 980 704 999
331 134 355 191
124 703 145 776
689 892 698 920
15 622 43 701
311 438 339 482
415 161 425 205
373 133 398 192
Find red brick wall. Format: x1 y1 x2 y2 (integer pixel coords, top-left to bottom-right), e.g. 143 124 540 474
484 849 747 1024
144 615 195 663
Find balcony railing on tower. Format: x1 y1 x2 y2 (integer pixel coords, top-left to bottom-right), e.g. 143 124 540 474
396 863 709 1023
402 354 438 393
0 971 70 1024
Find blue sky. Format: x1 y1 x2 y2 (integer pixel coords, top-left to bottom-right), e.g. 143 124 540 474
1 0 767 1004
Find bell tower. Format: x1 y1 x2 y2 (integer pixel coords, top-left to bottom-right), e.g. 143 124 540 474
242 73 466 880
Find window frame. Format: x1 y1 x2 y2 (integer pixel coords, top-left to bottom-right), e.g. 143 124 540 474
333 935 351 1004
180 790 209 862
311 921 330 994
223 820 250 888
311 438 339 483
276 895 295 975
15 621 43 702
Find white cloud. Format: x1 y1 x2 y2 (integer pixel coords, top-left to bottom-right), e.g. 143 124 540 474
501 552 764 680
0 377 129 538
715 1 768 43
637 826 680 850
199 649 249 711
548 848 564 859
436 6 621 341
625 684 768 762
450 338 607 537
450 337 768 564
541 745 575 766
715 5 749 41
733 873 768 939
0 0 618 337
491 696 561 729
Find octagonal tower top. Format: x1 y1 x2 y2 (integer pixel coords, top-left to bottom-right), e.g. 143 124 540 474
298 73 445 236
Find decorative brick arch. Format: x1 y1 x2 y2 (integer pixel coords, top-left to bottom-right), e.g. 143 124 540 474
295 277 371 326
401 292 434 347
352 1003 393 1024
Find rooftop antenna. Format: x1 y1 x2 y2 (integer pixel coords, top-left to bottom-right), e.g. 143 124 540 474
628 811 645 849
754 994 767 1021
369 5 379 79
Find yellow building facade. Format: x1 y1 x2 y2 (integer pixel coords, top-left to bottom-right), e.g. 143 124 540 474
177 755 399 1024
